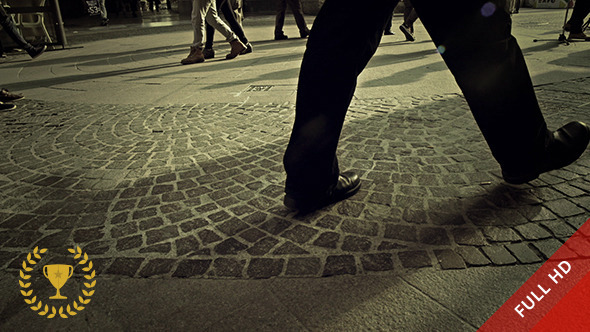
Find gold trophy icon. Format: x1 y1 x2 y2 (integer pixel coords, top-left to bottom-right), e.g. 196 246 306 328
43 264 73 300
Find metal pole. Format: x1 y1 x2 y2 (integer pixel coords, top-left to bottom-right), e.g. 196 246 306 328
50 0 67 47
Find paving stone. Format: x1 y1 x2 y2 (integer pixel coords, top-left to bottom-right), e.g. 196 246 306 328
34 230 72 249
280 225 318 244
172 259 212 277
398 250 432 268
285 257 321 276
360 253 394 272
73 227 105 243
434 250 466 270
259 217 292 235
111 222 139 238
214 238 248 255
247 258 284 278
139 217 165 231
505 243 543 264
110 212 129 225
105 258 145 277
544 199 586 217
146 225 179 245
532 238 564 259
198 229 223 245
139 243 172 254
179 218 209 232
207 210 232 223
341 236 372 252
377 241 408 250
384 224 417 242
315 215 342 230
239 228 266 243
482 226 522 242
83 240 111 255
341 219 378 236
120 187 149 199
540 220 577 238
514 223 553 240
312 232 340 249
216 218 249 236
116 235 144 251
323 255 357 276
138 258 176 277
451 227 488 245
247 237 280 256
271 242 309 255
481 246 517 265
213 258 245 277
418 227 451 245
176 235 200 255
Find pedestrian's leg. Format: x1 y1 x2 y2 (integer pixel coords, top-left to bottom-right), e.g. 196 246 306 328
205 21 215 49
384 11 393 34
287 0 309 36
275 0 287 37
567 0 590 37
0 6 44 58
182 0 208 64
220 0 249 44
0 6 34 50
190 0 209 48
204 1 245 58
204 1 238 42
283 0 399 200
412 0 550 179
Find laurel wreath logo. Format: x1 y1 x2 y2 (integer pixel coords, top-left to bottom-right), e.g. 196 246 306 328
19 246 97 318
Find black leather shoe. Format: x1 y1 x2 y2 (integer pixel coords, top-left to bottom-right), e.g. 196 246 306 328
275 33 289 40
300 30 310 38
503 121 590 184
284 171 361 212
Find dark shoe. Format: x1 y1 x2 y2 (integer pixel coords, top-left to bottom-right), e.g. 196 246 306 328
503 121 590 184
384 30 395 35
399 24 415 41
568 32 590 41
275 33 288 40
284 171 361 212
226 39 246 59
300 30 310 38
0 89 24 102
0 102 16 111
240 43 253 55
27 45 46 59
203 48 215 59
101 18 109 26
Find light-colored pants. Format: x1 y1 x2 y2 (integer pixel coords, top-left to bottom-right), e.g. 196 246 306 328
98 0 107 20
191 0 237 49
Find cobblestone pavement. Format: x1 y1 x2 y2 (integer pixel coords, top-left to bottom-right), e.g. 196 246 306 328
2 77 590 279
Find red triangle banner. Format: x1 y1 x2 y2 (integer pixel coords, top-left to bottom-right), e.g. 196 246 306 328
479 218 590 331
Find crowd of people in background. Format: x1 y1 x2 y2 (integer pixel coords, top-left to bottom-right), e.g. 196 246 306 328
1 1 590 106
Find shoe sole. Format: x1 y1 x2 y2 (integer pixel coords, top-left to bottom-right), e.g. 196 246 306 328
284 181 361 212
29 45 47 59
0 104 17 111
399 25 415 42
0 96 24 102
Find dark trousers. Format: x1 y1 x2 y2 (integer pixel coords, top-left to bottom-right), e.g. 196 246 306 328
283 0 549 198
275 0 309 36
0 6 34 54
384 0 418 32
205 0 248 49
567 0 590 33
148 0 161 11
